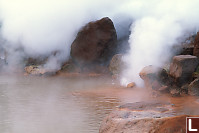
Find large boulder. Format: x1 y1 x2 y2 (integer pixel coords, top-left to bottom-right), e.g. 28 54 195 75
188 78 199 96
139 65 169 90
100 101 197 133
193 32 199 57
169 55 199 86
70 17 117 70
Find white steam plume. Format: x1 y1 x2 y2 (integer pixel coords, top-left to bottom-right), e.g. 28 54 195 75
120 0 199 86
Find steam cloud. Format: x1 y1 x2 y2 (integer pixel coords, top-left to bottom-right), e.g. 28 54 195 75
0 0 199 85
120 0 199 86
0 0 123 70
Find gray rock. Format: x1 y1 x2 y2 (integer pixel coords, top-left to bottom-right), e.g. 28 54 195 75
139 65 169 90
169 55 199 85
188 78 199 96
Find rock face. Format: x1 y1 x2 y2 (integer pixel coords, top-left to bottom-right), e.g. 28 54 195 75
169 55 199 86
70 17 117 70
109 54 124 75
139 65 169 90
188 78 199 96
100 101 195 133
193 32 199 57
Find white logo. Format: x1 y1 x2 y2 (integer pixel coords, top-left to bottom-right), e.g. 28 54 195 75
189 119 198 131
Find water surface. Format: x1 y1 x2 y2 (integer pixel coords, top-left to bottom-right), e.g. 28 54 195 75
0 75 122 133
0 74 199 133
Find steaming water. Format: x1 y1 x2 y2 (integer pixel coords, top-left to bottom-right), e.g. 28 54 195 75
1 74 199 133
0 75 121 133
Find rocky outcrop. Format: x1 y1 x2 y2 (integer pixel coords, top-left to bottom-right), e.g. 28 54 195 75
188 78 199 96
100 101 196 133
169 55 199 86
109 54 124 75
139 65 169 90
193 32 199 57
70 17 117 71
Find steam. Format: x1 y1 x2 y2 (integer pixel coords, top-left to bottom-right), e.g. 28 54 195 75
0 0 122 70
0 0 199 85
0 0 94 70
120 0 199 86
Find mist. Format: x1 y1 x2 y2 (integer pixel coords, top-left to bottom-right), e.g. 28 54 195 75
120 0 199 86
0 0 125 70
0 0 199 85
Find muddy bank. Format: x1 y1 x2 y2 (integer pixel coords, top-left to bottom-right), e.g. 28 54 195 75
100 112 193 133
99 99 199 133
96 85 199 133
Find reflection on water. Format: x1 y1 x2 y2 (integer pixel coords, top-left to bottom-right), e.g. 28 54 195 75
0 75 122 133
0 75 199 133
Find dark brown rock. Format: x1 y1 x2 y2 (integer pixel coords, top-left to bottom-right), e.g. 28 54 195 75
169 55 199 86
194 32 199 57
70 17 117 71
